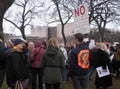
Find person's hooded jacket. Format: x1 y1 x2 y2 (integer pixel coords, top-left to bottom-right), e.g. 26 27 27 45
40 45 65 83
30 40 45 68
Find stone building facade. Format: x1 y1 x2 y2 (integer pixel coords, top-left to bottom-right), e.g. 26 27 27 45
30 22 74 41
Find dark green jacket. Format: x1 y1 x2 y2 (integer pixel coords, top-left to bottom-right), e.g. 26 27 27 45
40 46 65 83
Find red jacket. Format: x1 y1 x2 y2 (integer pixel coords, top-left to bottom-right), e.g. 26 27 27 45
30 40 45 68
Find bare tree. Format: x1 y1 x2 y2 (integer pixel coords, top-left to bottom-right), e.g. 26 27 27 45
4 0 43 39
43 0 73 45
0 0 15 40
70 0 120 41
88 0 120 41
62 0 120 42
44 0 120 43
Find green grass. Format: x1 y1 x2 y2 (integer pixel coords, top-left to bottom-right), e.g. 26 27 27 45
1 74 120 89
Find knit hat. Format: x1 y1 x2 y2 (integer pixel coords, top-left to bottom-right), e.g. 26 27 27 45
14 38 25 46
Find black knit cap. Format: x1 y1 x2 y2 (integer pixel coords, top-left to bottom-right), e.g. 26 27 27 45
14 38 24 46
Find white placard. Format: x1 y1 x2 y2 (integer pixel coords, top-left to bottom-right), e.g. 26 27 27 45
96 66 110 78
74 4 90 34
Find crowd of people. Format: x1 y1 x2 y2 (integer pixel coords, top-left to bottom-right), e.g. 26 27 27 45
0 33 120 89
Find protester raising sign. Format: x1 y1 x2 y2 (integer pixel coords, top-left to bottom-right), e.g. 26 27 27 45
74 4 90 34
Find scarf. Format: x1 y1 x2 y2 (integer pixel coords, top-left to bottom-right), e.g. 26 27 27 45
13 46 23 52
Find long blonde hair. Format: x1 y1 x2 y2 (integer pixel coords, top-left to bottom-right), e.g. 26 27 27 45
47 37 59 48
96 43 108 52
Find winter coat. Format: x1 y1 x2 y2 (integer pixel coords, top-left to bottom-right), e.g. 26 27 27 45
0 43 5 70
40 45 65 84
93 49 112 69
89 47 98 67
6 49 28 84
93 49 112 88
68 43 89 76
60 47 68 65
30 40 45 68
114 48 120 61
111 48 120 70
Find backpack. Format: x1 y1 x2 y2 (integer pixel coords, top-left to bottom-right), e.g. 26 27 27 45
77 50 90 68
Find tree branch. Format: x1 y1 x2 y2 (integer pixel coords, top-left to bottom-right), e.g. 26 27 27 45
4 17 20 30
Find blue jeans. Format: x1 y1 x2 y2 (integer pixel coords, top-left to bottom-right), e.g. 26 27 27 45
71 74 89 89
61 68 67 82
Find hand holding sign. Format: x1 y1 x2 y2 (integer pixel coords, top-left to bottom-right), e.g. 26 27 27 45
96 66 110 78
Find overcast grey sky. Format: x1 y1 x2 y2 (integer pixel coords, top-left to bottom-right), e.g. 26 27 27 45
3 0 120 36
